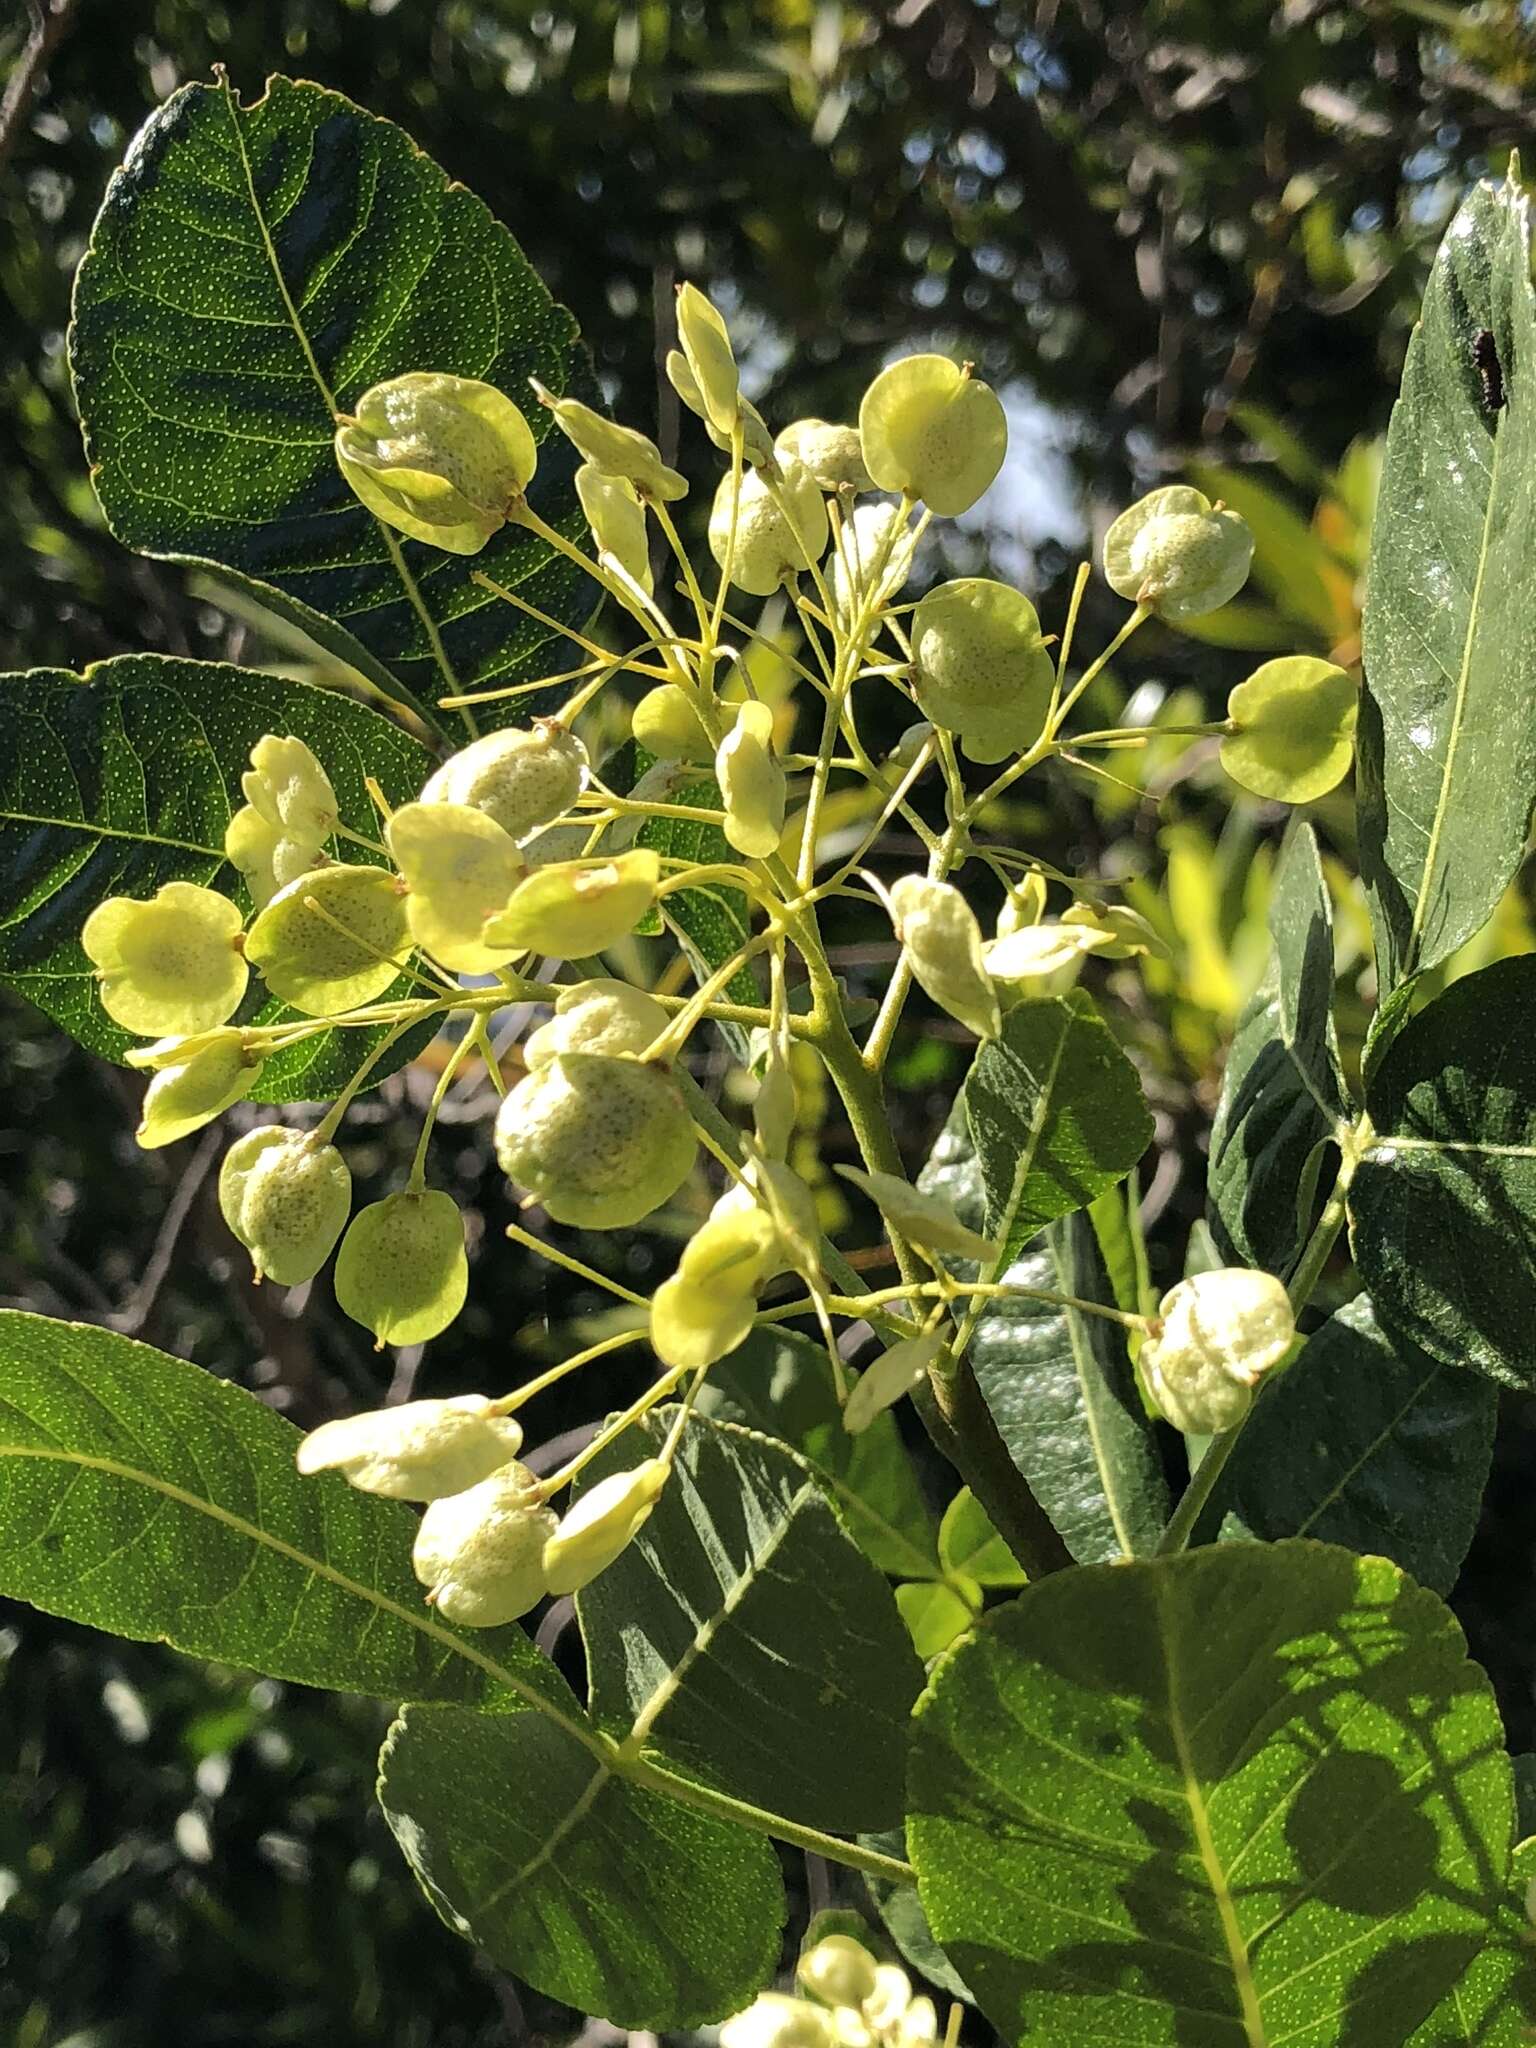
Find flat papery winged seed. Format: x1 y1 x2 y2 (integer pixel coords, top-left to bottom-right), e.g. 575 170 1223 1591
910 578 1055 764
334 1190 469 1349
543 1458 669 1596
530 377 687 501
481 849 660 957
753 1058 797 1158
1060 900 1168 960
243 734 338 841
1221 656 1360 803
829 501 918 624
227 734 338 908
524 978 670 1066
650 1270 761 1372
219 1126 352 1287
494 1052 697 1228
631 682 718 763
887 875 1001 1042
386 801 526 974
858 354 1007 516
137 1032 262 1149
983 922 1108 1006
717 700 787 858
575 463 653 592
797 1935 880 2010
1102 484 1253 621
244 865 409 1016
675 282 740 435
844 1334 944 1435
834 1163 997 1260
411 1459 555 1626
421 722 589 842
720 1995 838 2048
666 348 776 462
334 372 537 554
709 462 830 597
81 882 248 1037
996 870 1049 935
296 1395 524 1500
775 418 873 494
225 802 298 910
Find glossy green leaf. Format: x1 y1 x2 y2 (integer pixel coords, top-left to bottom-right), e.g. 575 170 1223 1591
70 76 594 737
700 1324 939 1580
1357 164 1536 990
1208 820 1349 1274
908 1541 1524 2048
896 1580 977 1660
0 655 434 1098
938 1488 1027 1589
1407 1830 1536 2046
963 990 1153 1262
1217 1294 1496 1594
0 1310 557 1709
378 1699 783 2029
922 1111 1168 1565
1513 1756 1536 1838
1351 955 1536 1388
575 1411 923 1833
859 1828 973 2005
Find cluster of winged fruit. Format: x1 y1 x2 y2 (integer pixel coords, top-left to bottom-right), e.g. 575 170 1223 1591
81 281 1334 1618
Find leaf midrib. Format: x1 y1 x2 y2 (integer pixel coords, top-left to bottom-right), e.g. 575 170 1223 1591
216 77 463 720
1401 351 1508 977
0 1439 596 1748
621 1473 818 1755
1160 1576 1269 2048
0 808 224 859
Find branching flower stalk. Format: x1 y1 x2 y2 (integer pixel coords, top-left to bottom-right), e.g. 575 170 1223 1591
89 299 1367 1853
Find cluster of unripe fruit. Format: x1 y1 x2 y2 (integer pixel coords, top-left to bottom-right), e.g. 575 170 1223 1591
80 282 1332 1620
721 1931 942 2048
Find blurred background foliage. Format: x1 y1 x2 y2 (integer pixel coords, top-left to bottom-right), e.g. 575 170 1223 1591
5 1 1536 2042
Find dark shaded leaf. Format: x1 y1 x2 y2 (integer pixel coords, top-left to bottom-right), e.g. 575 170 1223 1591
1217 1293 1495 1595
1208 819 1350 1274
964 992 1153 1262
701 1324 939 1580
1351 955 1536 1388
575 1411 923 1834
922 1112 1168 1565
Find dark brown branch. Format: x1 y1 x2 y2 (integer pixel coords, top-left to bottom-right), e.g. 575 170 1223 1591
0 0 79 172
